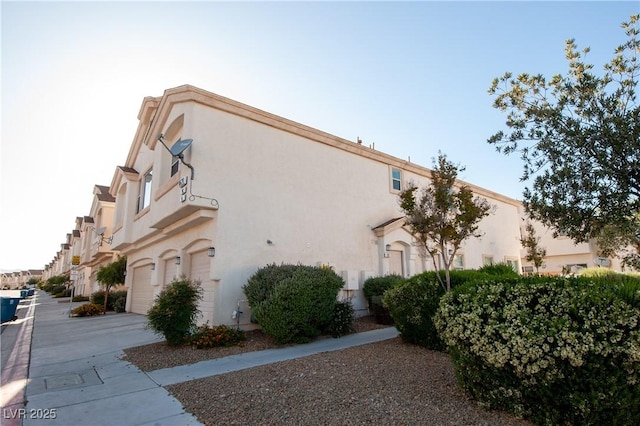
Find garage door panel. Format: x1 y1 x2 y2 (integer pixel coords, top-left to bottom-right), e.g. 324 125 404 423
190 251 213 325
164 260 178 287
130 266 154 314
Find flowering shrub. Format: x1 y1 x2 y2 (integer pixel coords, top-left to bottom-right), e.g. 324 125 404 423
324 299 355 338
435 277 640 425
72 303 105 317
188 324 246 349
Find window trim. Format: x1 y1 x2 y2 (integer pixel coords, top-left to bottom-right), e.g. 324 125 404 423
390 167 402 193
137 168 153 214
453 253 465 270
170 157 179 177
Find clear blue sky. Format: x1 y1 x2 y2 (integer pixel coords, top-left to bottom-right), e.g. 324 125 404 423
1 1 637 271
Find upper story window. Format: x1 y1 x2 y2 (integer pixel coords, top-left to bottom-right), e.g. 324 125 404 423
453 254 465 270
391 168 402 192
137 169 153 213
482 255 494 266
170 157 180 177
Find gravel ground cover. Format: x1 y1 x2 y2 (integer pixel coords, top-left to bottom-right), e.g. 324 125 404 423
122 316 389 372
123 318 532 425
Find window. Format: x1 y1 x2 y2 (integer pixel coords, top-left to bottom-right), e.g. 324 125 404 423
453 254 464 270
391 168 402 191
137 169 153 213
483 256 494 266
170 157 179 177
505 258 519 272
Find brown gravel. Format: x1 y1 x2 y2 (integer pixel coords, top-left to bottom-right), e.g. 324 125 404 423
122 316 389 372
123 317 532 425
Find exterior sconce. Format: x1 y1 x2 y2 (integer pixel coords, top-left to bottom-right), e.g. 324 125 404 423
208 247 216 257
385 244 391 251
175 256 181 265
267 240 274 245
150 263 156 271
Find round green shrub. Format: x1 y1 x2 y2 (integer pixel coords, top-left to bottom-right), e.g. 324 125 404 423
249 265 344 344
243 263 300 307
435 277 640 425
382 272 446 350
147 278 203 346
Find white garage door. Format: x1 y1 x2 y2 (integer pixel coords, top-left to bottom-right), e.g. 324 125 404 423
130 265 154 314
190 250 213 324
164 259 178 287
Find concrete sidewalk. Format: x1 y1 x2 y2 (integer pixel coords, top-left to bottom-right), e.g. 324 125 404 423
2 291 398 426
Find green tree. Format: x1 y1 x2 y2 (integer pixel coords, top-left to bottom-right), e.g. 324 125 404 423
488 15 639 264
520 221 547 274
399 153 493 292
96 255 127 312
595 218 640 270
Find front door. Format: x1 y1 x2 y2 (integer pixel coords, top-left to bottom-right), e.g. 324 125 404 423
389 250 404 276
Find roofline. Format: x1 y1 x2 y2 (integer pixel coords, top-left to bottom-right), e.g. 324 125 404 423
117 84 522 207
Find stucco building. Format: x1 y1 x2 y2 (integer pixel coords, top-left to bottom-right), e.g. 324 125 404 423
107 85 523 326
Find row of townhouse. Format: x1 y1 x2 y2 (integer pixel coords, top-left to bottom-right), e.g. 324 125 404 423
40 85 626 327
1 269 43 289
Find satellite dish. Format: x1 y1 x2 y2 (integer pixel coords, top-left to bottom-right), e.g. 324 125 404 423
96 227 106 236
170 138 193 157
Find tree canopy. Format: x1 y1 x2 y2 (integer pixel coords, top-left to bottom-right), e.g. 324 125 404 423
488 15 639 267
399 153 493 291
96 255 127 310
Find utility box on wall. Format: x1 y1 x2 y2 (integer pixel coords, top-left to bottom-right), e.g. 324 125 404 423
341 270 359 290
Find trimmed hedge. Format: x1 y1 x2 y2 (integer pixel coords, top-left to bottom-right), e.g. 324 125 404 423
243 263 301 307
383 270 521 350
363 274 403 304
244 264 345 344
435 277 640 425
383 272 446 350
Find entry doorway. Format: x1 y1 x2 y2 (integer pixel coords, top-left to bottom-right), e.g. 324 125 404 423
388 250 404 277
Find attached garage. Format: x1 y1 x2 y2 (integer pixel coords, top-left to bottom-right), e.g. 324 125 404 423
130 265 155 314
190 249 214 325
163 259 178 287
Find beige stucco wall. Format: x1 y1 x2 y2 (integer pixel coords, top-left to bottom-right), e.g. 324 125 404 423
112 87 524 326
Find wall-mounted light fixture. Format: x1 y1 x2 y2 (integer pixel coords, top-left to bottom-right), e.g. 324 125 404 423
385 244 392 251
267 240 274 245
208 247 216 257
150 262 156 271
175 256 181 265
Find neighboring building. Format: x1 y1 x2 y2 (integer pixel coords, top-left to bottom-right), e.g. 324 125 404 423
0 270 42 289
518 207 628 275
108 85 524 326
73 185 119 296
